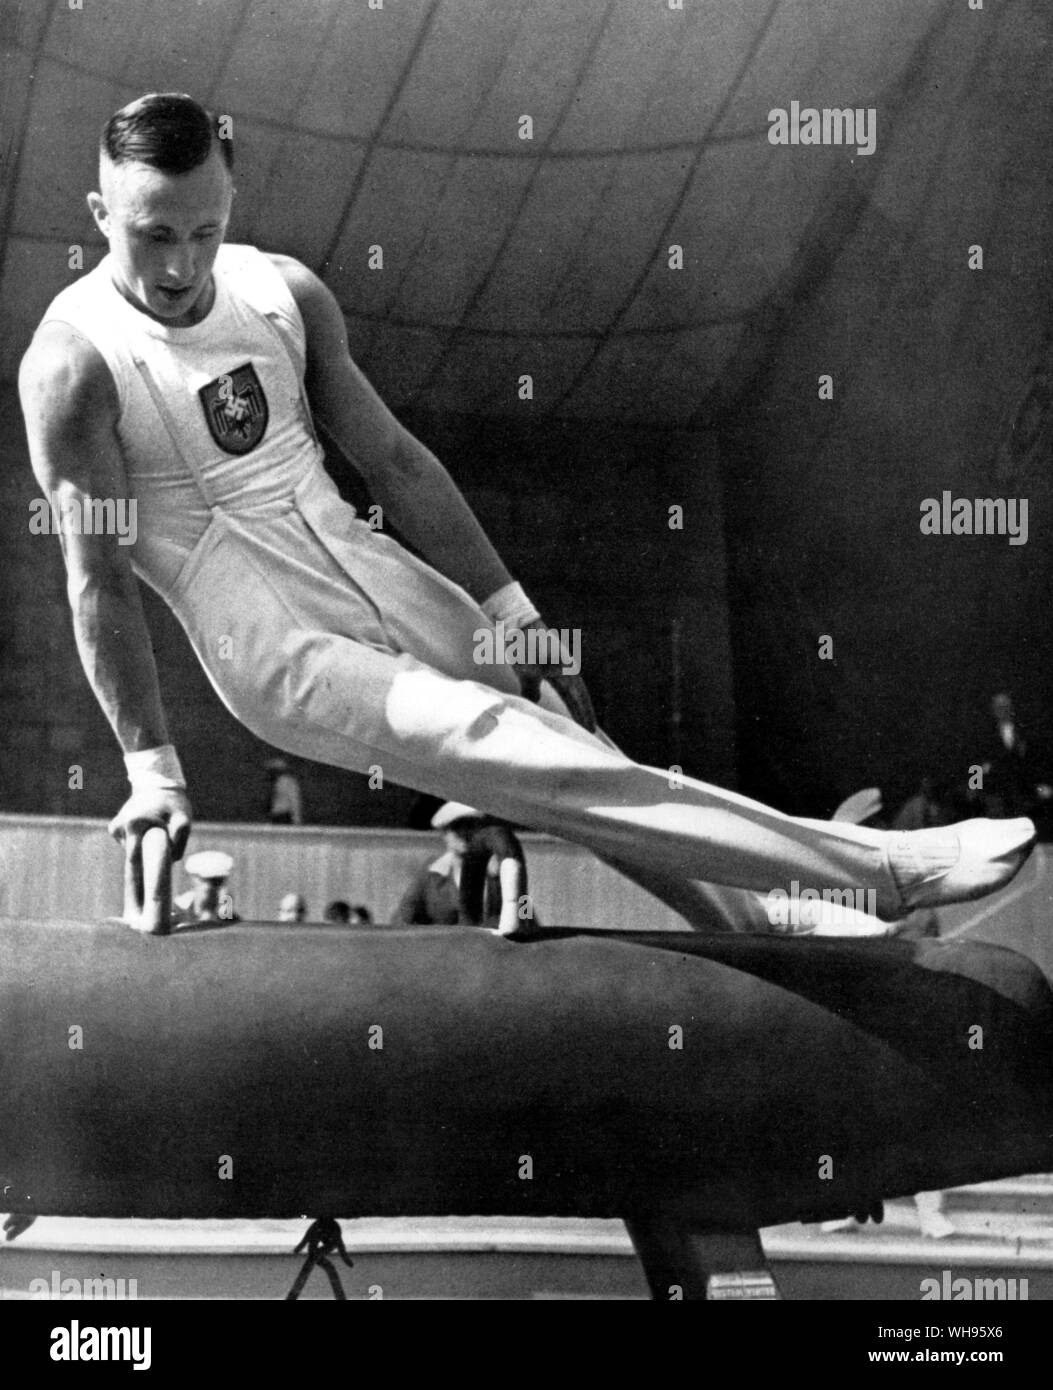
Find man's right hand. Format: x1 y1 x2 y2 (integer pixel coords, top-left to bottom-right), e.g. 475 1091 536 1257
512 618 598 733
110 790 191 934
108 788 193 863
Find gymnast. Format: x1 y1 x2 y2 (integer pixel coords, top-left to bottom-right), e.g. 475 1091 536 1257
17 93 1036 933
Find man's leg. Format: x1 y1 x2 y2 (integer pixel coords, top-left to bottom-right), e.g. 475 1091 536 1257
223 630 1028 923
182 516 1033 925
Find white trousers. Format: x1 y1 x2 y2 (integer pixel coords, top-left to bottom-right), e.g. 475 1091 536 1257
152 465 900 932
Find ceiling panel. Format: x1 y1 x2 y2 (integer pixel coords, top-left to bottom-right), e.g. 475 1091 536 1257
0 46 36 221
712 0 831 138
377 155 536 324
42 0 243 98
0 237 92 377
558 0 776 152
460 0 609 151
712 0 947 141
10 59 119 239
869 12 985 229
228 122 361 265
468 149 693 335
0 0 1024 428
383 2 529 149
556 322 743 424
547 0 694 154
323 146 457 312
42 0 145 73
412 332 598 415
2 0 50 53
215 0 337 124
459 158 616 334
697 138 846 317
814 0 940 102
620 141 775 329
299 0 433 137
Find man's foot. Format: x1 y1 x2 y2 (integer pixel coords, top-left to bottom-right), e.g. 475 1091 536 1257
918 1211 956 1240
883 818 1036 919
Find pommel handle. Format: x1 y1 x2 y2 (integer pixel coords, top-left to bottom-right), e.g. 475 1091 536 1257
123 824 173 935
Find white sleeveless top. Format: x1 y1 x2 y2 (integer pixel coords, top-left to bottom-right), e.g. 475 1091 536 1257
39 244 326 593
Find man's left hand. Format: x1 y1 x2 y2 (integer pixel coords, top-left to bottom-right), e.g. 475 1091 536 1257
513 619 597 732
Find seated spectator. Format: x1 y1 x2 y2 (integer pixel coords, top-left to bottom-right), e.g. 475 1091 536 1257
394 802 536 937
173 850 241 925
266 757 303 825
891 777 952 831
978 691 1052 823
323 900 374 926
278 891 308 923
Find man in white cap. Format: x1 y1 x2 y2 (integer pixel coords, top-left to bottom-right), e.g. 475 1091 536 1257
395 803 533 937
173 849 239 925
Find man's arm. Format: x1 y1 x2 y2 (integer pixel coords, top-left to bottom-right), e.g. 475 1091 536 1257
274 255 512 605
273 255 596 730
18 323 192 862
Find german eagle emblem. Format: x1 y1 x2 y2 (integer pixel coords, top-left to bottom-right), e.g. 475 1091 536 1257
198 363 269 455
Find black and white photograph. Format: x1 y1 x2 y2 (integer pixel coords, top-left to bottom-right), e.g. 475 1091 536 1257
1 0 1051 1349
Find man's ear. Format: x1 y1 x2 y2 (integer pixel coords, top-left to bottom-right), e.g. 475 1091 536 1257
86 191 109 237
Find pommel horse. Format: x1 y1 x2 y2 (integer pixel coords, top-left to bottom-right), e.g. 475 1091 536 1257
3 828 1052 1299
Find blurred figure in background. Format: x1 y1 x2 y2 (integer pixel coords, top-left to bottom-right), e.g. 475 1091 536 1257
277 891 308 923
266 757 303 825
395 802 473 926
978 692 1051 824
173 849 240 924
395 802 535 936
891 776 953 831
324 899 374 925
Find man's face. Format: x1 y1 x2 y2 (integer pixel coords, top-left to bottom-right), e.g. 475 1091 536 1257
992 693 1014 722
87 147 233 326
444 828 472 858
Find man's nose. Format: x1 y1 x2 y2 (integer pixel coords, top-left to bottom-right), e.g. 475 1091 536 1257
163 246 196 283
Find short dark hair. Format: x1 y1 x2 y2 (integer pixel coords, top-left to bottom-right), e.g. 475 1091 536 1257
101 93 232 174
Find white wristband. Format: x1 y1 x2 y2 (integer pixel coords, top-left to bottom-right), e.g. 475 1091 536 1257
124 744 186 792
482 581 541 629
